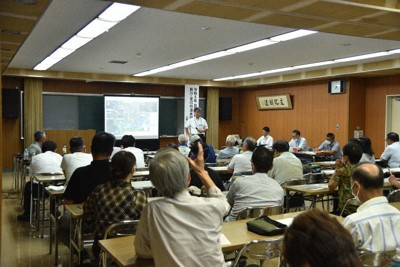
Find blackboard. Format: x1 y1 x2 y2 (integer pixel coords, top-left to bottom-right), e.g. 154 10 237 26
43 94 205 136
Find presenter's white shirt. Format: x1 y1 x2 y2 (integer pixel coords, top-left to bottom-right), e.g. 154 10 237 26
185 117 208 135
61 152 93 181
30 151 63 176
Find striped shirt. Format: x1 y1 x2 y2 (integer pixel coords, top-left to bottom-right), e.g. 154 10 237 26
343 196 400 252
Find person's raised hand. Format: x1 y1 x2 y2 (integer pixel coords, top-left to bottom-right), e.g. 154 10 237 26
187 142 205 174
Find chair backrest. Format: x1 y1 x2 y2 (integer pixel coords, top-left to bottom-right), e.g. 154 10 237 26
103 220 139 239
340 198 361 217
358 250 395 267
236 207 266 221
387 189 400 203
232 237 284 267
264 205 284 216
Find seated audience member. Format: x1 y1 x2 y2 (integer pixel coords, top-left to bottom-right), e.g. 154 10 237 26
134 145 230 266
189 135 216 163
84 151 147 259
283 209 362 267
177 134 190 156
227 137 257 175
288 129 308 152
217 135 239 159
380 132 400 167
225 147 284 221
256 126 273 149
358 136 375 163
27 130 46 156
63 132 115 204
120 135 146 169
317 132 342 160
268 140 303 184
17 141 63 221
189 143 225 192
61 136 93 183
343 163 400 252
328 142 363 216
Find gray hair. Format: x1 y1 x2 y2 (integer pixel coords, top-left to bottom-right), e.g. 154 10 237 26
149 148 189 198
178 134 188 144
243 137 257 151
226 135 236 146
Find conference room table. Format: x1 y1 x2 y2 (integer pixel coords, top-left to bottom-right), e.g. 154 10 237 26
98 211 310 267
31 173 66 237
45 186 65 264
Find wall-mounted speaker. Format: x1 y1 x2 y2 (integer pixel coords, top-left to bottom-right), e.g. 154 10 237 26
2 89 19 119
219 97 232 120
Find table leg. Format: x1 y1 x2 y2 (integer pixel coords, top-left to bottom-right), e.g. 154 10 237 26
41 183 46 238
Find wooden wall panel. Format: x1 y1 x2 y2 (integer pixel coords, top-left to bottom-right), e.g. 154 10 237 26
364 75 400 156
348 78 366 138
237 80 349 149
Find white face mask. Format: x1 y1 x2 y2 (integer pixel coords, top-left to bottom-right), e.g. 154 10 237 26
351 182 360 202
325 140 332 145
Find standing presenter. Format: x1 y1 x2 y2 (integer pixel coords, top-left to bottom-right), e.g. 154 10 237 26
185 107 208 143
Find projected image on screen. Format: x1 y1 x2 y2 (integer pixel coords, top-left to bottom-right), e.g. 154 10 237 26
104 95 159 140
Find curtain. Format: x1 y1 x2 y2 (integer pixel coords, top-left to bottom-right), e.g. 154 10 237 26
24 78 43 148
206 87 219 148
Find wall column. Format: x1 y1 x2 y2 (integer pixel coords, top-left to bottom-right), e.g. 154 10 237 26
23 78 43 148
206 87 219 148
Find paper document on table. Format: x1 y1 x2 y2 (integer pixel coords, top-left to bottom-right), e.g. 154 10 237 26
46 185 65 191
220 233 231 245
296 184 329 190
276 218 294 226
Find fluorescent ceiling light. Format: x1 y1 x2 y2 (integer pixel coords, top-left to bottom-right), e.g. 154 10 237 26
260 67 294 75
77 19 117 39
34 57 62 70
388 48 400 54
194 51 232 62
61 36 92 50
99 3 140 22
34 3 140 71
49 47 75 59
135 66 175 76
213 48 400 81
227 39 276 53
134 29 318 77
292 61 335 69
270 29 317 42
335 52 389 62
169 59 198 68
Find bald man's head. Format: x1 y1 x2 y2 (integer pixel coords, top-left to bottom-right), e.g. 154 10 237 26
351 163 383 189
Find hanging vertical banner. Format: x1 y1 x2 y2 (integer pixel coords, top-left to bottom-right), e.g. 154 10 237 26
184 84 199 130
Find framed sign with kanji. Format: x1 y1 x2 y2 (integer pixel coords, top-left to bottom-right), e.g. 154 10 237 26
256 94 292 110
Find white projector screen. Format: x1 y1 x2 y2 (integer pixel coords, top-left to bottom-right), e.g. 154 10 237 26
104 95 159 140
